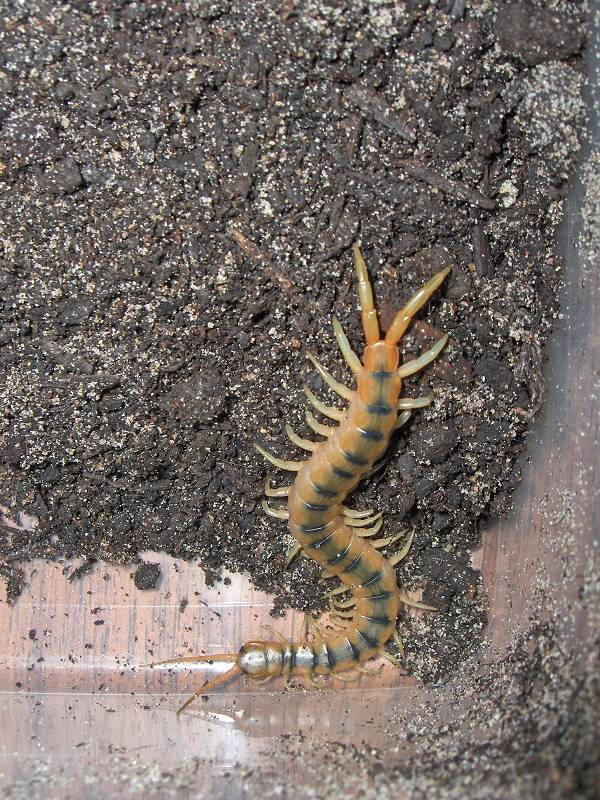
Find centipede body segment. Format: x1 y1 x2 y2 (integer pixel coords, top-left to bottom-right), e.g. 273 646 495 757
151 244 450 714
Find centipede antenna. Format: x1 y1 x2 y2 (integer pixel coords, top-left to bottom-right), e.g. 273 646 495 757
385 266 451 346
353 243 380 345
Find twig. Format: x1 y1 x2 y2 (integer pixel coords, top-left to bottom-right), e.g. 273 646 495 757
227 226 293 291
344 85 416 143
395 160 496 209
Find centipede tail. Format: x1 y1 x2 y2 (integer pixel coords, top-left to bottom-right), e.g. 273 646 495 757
154 244 450 711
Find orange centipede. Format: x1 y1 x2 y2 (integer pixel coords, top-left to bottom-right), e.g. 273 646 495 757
153 245 450 714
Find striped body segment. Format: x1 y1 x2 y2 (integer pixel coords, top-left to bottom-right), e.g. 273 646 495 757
287 366 403 670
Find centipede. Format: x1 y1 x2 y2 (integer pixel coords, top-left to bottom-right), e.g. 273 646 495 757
152 244 450 714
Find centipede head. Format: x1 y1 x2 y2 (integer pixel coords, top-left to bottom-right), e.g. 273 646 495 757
363 340 400 371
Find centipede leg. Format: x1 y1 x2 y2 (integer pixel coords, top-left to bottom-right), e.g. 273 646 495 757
255 442 305 471
264 478 291 498
305 410 333 437
307 674 329 688
397 393 433 410
329 596 355 610
361 456 389 480
332 670 361 683
357 663 384 677
377 631 406 669
398 587 437 611
387 528 415 565
332 317 362 374
303 613 328 641
261 624 289 644
355 517 384 537
346 511 383 528
369 530 407 550
320 583 349 601
285 424 317 452
329 611 355 623
342 506 375 519
307 353 353 401
261 500 289 520
284 541 302 567
393 630 405 658
397 334 449 378
395 410 412 430
303 386 345 421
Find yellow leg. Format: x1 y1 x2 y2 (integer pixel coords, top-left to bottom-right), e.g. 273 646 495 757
285 541 302 567
329 611 355 624
332 317 362 374
370 530 406 550
307 353 353 401
261 624 289 643
398 587 437 611
303 386 345 421
346 512 382 528
261 500 289 520
361 456 389 479
330 596 355 610
342 506 374 519
357 663 384 677
332 670 361 683
395 410 412 430
264 478 290 498
255 443 304 472
285 424 317 452
397 393 433 410
320 584 349 601
393 630 405 658
387 528 415 565
397 334 449 378
355 517 384 537
300 613 327 642
305 410 332 437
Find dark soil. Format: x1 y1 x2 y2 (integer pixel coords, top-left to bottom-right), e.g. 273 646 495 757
0 0 586 687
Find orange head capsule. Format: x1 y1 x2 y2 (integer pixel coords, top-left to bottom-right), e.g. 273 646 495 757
363 341 400 372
